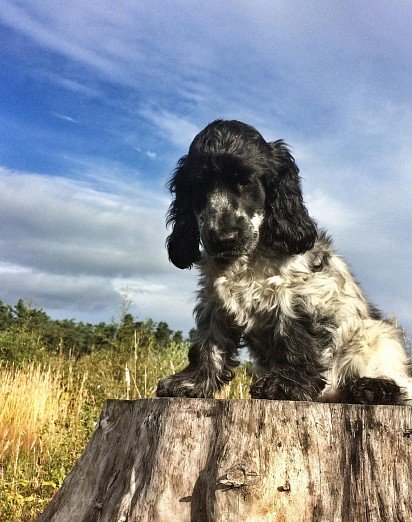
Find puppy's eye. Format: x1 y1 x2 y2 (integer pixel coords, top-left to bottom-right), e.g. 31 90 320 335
233 172 250 187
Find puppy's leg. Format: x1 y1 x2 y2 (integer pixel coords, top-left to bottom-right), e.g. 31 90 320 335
248 317 328 401
156 341 238 398
156 304 240 398
329 319 412 405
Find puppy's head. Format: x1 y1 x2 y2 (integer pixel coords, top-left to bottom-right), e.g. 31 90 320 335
167 119 317 269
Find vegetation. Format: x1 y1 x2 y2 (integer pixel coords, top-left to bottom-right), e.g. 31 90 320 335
0 299 253 521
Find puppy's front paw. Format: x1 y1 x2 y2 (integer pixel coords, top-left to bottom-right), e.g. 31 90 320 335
250 373 289 400
341 377 405 405
156 373 213 398
250 368 324 402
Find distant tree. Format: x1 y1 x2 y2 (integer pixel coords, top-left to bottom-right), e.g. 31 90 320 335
13 299 29 329
155 321 173 348
0 299 13 329
93 322 117 350
54 319 85 356
188 328 197 344
117 313 136 343
13 299 50 333
135 319 155 348
172 330 184 344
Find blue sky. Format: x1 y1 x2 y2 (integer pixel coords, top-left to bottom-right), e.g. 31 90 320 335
0 1 411 334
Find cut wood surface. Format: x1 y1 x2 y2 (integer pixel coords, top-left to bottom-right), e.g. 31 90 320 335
39 398 412 522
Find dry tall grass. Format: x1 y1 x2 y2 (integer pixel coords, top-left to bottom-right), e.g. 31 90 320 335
0 338 253 520
0 362 89 520
2 365 62 461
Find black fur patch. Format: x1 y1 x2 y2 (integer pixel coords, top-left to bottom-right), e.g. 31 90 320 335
246 307 334 401
341 377 405 405
250 364 326 401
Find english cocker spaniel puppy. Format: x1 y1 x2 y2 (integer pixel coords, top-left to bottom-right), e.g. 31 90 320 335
156 119 412 404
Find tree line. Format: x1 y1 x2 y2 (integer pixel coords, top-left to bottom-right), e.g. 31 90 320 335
0 298 190 364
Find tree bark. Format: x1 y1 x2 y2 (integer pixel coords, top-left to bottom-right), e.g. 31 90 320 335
39 398 412 522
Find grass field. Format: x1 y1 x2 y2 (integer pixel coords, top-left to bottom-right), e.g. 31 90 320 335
0 331 252 520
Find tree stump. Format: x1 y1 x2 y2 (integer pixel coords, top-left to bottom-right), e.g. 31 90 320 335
39 398 412 521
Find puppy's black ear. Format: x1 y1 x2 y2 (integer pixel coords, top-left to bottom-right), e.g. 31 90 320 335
261 141 317 254
166 156 201 269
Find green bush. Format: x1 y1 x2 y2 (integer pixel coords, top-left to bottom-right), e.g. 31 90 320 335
0 330 45 365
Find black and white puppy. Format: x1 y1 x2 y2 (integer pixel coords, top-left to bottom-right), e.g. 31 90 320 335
157 119 412 404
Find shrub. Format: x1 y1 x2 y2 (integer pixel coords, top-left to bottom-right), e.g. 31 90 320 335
0 331 45 365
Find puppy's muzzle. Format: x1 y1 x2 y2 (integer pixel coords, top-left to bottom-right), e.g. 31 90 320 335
205 228 240 256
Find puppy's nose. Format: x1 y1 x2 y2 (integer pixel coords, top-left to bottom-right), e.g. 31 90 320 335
219 230 238 243
209 229 238 244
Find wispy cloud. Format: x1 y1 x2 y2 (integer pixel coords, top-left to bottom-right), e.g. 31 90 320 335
44 72 102 98
51 112 78 123
140 108 201 149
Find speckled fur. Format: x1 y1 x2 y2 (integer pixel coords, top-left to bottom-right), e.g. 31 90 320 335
156 120 411 404
196 232 412 402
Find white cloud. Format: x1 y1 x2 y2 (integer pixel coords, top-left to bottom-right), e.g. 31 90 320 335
140 109 200 149
306 189 356 230
0 165 198 331
0 262 198 331
0 267 117 311
51 112 78 123
112 272 197 328
43 72 103 98
0 167 171 276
